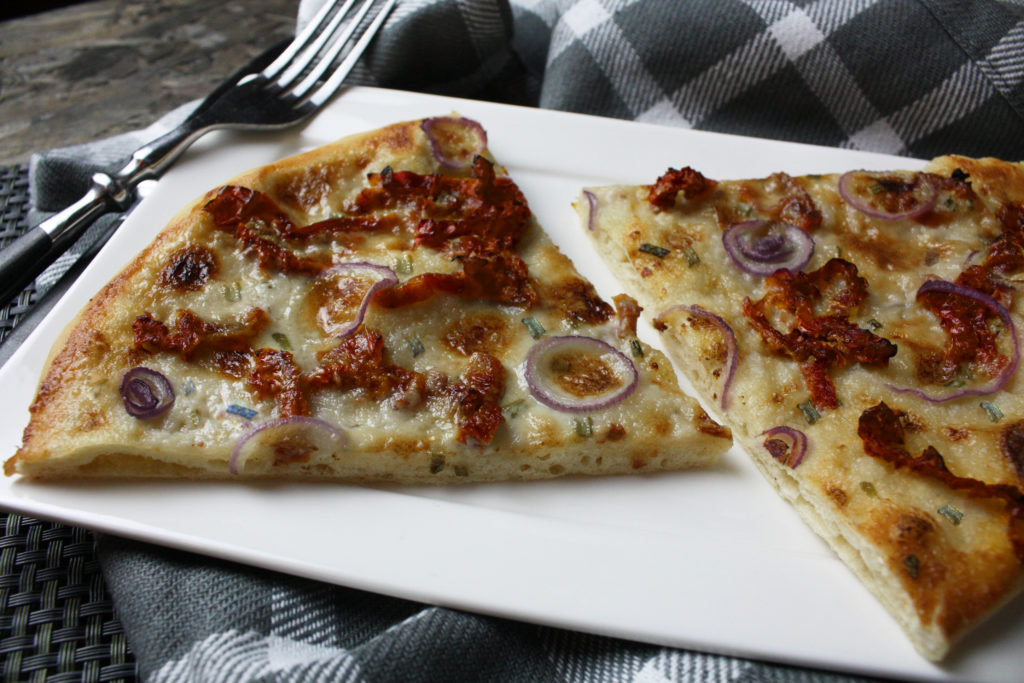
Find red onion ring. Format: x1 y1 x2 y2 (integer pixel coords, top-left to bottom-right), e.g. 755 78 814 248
838 170 937 220
761 426 808 468
888 279 1020 402
120 367 175 419
584 190 598 231
524 336 638 413
313 262 398 338
421 117 488 170
722 220 814 276
658 304 738 410
229 416 346 475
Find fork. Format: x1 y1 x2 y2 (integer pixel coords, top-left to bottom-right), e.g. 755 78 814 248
0 0 396 306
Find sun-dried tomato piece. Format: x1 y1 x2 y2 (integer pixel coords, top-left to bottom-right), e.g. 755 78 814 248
373 240 537 309
351 157 531 251
612 294 642 338
648 166 718 210
133 308 269 360
444 352 506 446
413 157 531 250
858 402 1024 561
742 259 896 409
249 348 307 417
204 186 394 275
917 278 1013 384
304 328 424 403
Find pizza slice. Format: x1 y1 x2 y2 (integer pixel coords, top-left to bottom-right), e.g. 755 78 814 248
5 117 731 482
578 156 1024 660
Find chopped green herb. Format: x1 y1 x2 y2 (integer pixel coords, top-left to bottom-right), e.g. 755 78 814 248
182 379 196 396
574 416 594 438
981 401 1004 423
945 377 968 388
798 401 820 425
683 247 700 267
502 399 526 419
629 338 644 358
522 316 546 339
869 183 885 195
736 203 753 217
429 455 446 474
944 196 957 211
407 337 425 357
453 464 469 477
224 281 242 302
859 481 878 497
272 332 292 350
903 554 920 579
394 253 414 275
867 318 883 330
226 404 257 420
806 174 822 180
937 504 964 526
639 243 670 258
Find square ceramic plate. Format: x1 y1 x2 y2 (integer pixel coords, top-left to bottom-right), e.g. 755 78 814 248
1 88 1022 681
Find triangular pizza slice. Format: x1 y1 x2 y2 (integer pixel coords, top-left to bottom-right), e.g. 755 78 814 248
6 117 730 482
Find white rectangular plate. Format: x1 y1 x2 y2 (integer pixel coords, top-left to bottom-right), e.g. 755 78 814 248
1 88 1022 681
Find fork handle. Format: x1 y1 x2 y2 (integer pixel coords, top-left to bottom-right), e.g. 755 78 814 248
0 172 129 305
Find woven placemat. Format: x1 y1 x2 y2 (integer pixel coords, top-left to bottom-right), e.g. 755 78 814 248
0 165 137 682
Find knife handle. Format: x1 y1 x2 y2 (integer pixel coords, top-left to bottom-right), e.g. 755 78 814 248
0 225 51 305
0 172 128 306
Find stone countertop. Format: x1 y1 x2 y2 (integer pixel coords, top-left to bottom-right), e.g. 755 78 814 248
0 0 298 166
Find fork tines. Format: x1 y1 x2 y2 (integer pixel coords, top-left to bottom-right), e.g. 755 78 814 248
262 0 396 104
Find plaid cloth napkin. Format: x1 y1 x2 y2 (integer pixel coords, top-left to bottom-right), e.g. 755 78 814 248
21 0 1024 680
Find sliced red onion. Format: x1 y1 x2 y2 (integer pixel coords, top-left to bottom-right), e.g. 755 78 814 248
761 426 808 468
313 262 398 338
524 336 638 413
120 367 174 419
658 304 738 410
838 170 937 220
584 190 598 231
421 117 488 169
888 279 1020 402
229 416 346 474
722 220 814 276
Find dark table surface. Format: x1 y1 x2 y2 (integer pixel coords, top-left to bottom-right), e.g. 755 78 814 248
0 0 298 166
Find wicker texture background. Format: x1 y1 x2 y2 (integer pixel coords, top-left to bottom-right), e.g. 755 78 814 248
0 165 137 682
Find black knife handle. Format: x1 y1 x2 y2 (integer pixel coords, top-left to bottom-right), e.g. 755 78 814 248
0 226 52 305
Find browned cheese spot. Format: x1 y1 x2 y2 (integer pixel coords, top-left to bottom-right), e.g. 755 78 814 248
442 313 509 357
160 245 218 291
604 423 627 442
274 164 336 212
548 352 620 398
825 484 848 507
309 271 375 336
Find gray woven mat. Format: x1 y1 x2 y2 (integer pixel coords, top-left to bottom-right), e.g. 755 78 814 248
0 165 137 682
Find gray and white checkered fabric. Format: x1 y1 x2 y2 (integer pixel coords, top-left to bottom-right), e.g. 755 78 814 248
23 0 1022 680
513 0 1024 158
99 536 871 682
